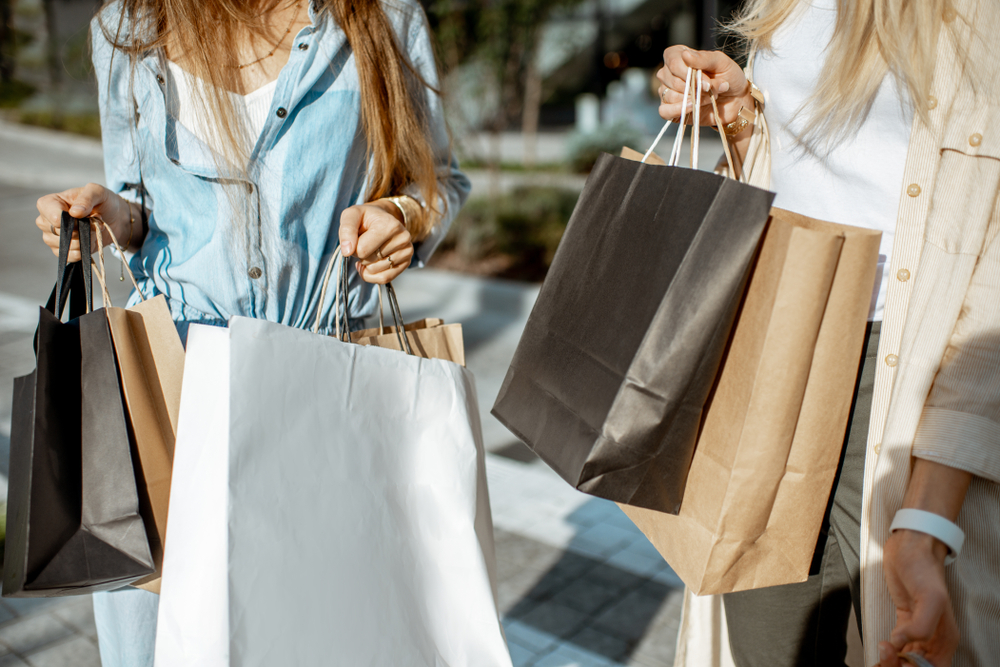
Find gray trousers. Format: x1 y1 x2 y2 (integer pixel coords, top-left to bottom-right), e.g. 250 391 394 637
723 322 879 667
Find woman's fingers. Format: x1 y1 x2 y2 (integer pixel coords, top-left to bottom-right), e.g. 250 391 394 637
35 183 115 259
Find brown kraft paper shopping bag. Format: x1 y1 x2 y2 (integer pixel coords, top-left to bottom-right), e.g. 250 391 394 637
619 206 881 595
92 227 185 594
105 296 184 593
351 318 465 366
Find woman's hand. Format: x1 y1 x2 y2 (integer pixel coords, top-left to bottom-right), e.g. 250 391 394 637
338 200 414 285
876 530 959 667
656 46 752 129
36 183 136 262
876 459 971 667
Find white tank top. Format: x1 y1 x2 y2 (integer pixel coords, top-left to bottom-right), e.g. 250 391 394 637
752 0 914 321
166 60 277 157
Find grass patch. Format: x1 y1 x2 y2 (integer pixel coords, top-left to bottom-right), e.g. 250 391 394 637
17 111 102 138
0 80 37 109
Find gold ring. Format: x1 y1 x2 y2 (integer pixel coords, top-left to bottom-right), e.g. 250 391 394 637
386 254 395 269
376 249 384 261
50 223 56 235
660 88 669 104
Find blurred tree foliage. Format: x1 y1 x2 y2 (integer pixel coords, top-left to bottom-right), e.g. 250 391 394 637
425 0 584 132
437 186 580 281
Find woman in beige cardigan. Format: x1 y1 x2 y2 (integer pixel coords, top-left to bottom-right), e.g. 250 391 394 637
656 0 1000 665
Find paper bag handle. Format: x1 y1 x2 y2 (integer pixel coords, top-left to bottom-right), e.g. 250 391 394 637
89 217 146 309
642 67 736 177
53 212 93 318
313 249 414 355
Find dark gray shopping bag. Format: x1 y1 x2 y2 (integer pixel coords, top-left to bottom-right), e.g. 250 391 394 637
492 149 774 514
4 213 154 597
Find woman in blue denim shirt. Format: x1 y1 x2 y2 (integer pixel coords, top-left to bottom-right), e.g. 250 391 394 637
33 0 470 662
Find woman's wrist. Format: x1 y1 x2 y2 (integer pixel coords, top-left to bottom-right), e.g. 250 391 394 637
890 528 951 565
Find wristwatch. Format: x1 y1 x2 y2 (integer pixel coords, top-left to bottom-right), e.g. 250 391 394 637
723 81 764 137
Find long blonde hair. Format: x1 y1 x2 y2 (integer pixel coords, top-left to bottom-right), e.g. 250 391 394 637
97 0 440 234
730 0 970 145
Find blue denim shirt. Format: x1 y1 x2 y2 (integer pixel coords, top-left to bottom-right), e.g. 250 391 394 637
91 0 470 333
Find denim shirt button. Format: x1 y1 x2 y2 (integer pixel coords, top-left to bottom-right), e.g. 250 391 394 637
156 74 165 85
276 107 288 118
298 43 308 50
248 267 263 279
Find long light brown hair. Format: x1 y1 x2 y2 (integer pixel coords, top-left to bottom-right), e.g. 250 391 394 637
97 0 440 234
730 0 974 145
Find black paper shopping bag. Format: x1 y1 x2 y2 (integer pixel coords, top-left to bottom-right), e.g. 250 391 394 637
4 213 154 597
492 151 774 514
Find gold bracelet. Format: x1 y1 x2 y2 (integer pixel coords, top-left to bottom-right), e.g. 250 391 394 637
723 81 764 137
386 195 427 241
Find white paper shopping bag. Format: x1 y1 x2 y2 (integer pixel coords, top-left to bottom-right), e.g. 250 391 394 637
155 318 510 667
226 316 510 667
155 325 230 667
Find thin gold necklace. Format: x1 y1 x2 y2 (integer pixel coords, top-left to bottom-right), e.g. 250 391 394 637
232 1 300 70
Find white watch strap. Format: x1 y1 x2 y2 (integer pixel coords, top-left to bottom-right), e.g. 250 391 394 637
890 509 965 566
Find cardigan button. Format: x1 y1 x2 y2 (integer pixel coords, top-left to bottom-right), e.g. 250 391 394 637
927 95 937 110
248 267 262 280
897 268 910 282
906 183 921 197
969 133 982 147
885 354 899 367
276 107 288 118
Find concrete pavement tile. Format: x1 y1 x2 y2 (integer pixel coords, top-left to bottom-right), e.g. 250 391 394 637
502 619 559 653
621 538 664 561
515 520 580 551
565 500 620 528
585 563 649 595
498 570 548 613
568 627 632 662
604 549 666 579
599 508 641 531
0 597 62 619
0 654 30 666
571 523 642 552
593 589 672 644
50 597 96 640
0 604 16 627
550 578 622 616
650 567 684 589
562 536 619 561
511 600 589 640
531 641 615 667
23 634 101 667
507 639 539 667
0 611 74 655
495 529 565 573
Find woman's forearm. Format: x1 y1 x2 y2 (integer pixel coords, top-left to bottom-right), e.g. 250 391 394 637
902 458 973 522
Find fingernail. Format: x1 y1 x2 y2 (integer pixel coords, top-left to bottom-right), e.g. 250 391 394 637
702 80 710 92
69 205 84 215
720 81 730 93
878 644 889 661
341 243 352 256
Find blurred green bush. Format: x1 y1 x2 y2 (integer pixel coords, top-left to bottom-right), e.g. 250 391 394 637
437 186 580 281
565 122 643 173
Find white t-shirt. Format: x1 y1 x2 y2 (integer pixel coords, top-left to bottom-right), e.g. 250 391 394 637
166 60 277 157
752 0 914 321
